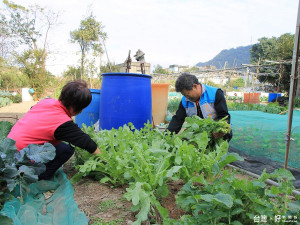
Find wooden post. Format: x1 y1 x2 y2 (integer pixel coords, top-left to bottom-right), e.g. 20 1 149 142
285 0 300 169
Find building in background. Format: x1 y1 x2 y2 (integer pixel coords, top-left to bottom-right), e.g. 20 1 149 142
117 62 151 74
168 64 189 73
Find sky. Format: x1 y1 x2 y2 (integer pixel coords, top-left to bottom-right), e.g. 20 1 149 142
1 0 299 75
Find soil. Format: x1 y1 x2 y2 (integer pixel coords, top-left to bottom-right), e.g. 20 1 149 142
62 159 186 224
62 159 137 224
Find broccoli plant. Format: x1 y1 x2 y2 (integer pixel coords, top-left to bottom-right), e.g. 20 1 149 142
0 121 56 207
0 138 56 203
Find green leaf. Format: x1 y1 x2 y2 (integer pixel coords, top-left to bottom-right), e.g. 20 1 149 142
29 162 46 175
153 197 169 219
166 166 182 178
135 191 151 222
191 123 199 130
174 155 182 164
15 149 26 162
191 174 207 185
174 137 182 147
70 173 84 184
231 207 245 215
3 165 18 179
0 121 13 141
132 183 142 205
270 168 295 181
156 185 169 198
252 181 266 188
0 214 13 225
23 143 56 163
234 198 243 206
6 178 18 192
201 194 213 202
177 196 198 212
218 152 244 170
231 221 243 225
100 177 111 184
0 138 18 165
124 171 132 180
19 165 38 183
213 193 233 208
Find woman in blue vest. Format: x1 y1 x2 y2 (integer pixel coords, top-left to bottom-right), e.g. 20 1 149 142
167 73 232 141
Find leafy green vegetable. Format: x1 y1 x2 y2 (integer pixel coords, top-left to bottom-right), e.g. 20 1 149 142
180 116 231 151
175 168 299 224
73 117 232 224
0 138 56 204
0 121 13 141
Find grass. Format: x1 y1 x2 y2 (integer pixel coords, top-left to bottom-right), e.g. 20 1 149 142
98 199 116 213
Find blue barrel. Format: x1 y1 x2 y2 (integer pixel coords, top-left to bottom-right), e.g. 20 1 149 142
268 93 281 102
75 89 100 128
100 72 152 130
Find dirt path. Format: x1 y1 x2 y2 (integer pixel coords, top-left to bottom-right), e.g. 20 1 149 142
0 101 37 123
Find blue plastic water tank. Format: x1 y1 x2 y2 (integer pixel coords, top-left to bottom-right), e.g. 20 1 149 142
100 72 152 130
75 89 100 128
268 93 281 102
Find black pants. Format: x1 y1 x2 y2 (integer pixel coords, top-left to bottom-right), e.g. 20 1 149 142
38 142 74 180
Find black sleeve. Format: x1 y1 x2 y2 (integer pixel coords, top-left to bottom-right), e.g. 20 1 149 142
54 121 97 154
215 89 233 142
167 101 187 134
214 89 231 124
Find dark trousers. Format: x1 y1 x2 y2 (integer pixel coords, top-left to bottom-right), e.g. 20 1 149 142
38 142 74 180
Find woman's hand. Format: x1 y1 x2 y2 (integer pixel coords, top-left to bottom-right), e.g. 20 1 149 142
92 147 101 155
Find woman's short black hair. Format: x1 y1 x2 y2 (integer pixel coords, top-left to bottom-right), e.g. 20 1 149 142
59 80 92 114
175 73 199 92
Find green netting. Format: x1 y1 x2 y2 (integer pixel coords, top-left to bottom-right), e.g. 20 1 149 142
230 110 300 169
0 169 88 225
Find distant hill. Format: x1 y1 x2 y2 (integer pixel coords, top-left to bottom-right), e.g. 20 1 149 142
196 45 252 69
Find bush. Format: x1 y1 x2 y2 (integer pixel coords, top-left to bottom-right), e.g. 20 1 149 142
0 97 12 108
9 94 22 103
227 102 287 114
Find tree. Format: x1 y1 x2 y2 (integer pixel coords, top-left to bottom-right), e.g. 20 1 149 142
0 58 29 90
99 62 120 74
0 13 15 59
17 49 50 98
250 33 294 94
1 0 59 98
153 64 168 74
86 58 98 88
92 43 105 74
62 66 81 80
228 78 245 88
70 14 106 79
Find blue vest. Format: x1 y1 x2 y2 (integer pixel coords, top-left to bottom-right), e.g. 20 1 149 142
181 84 218 119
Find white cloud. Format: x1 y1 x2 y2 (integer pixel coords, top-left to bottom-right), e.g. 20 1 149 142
1 0 298 75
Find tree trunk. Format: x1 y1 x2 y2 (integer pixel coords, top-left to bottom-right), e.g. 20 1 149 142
81 51 85 80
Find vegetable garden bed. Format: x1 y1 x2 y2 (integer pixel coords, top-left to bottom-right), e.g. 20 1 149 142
68 117 299 225
1 116 299 225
